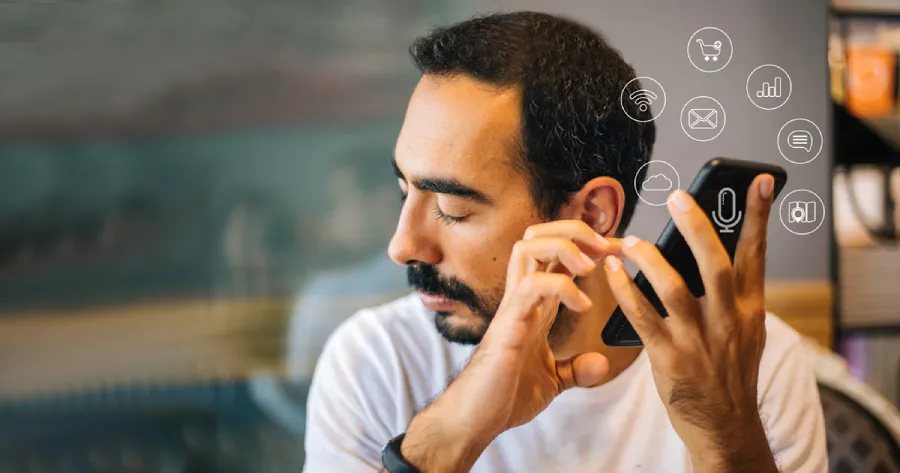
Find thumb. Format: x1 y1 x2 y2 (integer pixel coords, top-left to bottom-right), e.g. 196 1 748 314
556 352 610 392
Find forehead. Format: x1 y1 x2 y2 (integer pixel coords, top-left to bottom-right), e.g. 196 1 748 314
395 75 523 183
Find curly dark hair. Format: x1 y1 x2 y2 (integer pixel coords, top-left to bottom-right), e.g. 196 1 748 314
408 11 656 234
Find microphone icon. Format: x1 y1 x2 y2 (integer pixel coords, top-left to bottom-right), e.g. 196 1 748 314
712 187 742 233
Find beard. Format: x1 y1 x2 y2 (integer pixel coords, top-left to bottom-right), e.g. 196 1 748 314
406 263 579 347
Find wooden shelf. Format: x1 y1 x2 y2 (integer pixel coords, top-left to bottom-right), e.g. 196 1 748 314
766 280 834 349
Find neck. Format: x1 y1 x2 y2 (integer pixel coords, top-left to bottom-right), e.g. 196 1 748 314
551 270 643 385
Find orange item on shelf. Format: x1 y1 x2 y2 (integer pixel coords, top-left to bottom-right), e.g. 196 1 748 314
846 45 896 118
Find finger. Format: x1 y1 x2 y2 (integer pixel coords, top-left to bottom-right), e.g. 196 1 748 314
619 236 703 325
556 352 609 392
734 174 774 300
507 238 597 288
523 220 623 259
666 190 735 310
507 272 591 327
603 255 670 347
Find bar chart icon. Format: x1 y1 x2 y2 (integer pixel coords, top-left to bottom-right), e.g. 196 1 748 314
756 77 782 98
747 64 791 110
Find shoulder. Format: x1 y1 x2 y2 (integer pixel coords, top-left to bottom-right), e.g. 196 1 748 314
312 292 449 397
756 314 829 471
757 310 822 411
303 293 433 470
762 311 803 356
758 311 807 383
304 295 437 451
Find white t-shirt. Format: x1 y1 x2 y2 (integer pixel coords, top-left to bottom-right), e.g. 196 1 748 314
303 293 828 472
286 254 409 379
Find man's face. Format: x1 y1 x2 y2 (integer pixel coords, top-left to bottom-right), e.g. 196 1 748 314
389 75 545 345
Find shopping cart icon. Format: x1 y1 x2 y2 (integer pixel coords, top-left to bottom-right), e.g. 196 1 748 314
695 39 722 61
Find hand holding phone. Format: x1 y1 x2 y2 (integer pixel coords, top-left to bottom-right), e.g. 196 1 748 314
602 158 787 346
598 171 783 470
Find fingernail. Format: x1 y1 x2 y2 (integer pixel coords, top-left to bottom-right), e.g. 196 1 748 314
579 252 596 270
759 174 774 200
604 255 622 271
671 190 693 212
623 235 640 247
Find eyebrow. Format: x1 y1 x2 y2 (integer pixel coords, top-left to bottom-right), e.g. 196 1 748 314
392 156 494 206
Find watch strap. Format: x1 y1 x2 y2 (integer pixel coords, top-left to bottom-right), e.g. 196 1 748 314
381 433 421 473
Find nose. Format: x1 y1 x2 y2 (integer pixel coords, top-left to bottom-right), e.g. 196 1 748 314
388 201 441 267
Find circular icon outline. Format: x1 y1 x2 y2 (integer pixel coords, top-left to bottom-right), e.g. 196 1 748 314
680 96 726 142
687 27 733 73
777 118 823 165
746 64 792 111
635 160 681 207
620 76 667 123
778 189 826 236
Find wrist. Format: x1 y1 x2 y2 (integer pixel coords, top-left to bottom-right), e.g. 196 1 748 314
689 417 777 473
400 403 495 473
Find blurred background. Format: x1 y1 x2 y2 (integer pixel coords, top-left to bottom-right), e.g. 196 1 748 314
0 0 898 471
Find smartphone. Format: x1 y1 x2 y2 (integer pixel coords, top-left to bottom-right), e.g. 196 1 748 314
601 158 788 347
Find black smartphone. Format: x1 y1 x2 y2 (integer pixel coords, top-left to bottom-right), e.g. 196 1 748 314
601 158 788 347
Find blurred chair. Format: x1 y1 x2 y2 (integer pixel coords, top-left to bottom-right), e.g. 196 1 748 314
804 338 900 472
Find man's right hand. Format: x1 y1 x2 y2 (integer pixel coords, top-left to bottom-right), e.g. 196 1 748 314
396 221 617 473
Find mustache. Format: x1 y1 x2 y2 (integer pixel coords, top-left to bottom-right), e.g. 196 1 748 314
406 264 483 313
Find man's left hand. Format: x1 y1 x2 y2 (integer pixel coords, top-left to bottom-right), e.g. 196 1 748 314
602 174 778 473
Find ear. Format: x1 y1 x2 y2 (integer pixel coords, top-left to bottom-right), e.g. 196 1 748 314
557 176 625 237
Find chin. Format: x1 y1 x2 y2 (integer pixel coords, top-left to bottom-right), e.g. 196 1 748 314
433 310 489 345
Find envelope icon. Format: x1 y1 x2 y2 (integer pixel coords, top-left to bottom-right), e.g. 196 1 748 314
689 108 718 129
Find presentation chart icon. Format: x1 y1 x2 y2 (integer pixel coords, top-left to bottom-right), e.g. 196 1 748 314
688 27 733 73
746 64 792 110
778 118 823 165
620 76 666 122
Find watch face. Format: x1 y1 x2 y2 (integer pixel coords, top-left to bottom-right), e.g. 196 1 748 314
382 433 417 473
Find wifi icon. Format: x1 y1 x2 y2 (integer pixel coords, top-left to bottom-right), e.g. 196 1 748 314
629 89 658 112
620 76 666 123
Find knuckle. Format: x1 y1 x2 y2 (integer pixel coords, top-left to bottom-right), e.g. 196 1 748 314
547 272 572 290
658 276 688 302
751 239 767 258
710 263 733 288
718 318 740 341
523 272 550 291
518 273 539 293
630 301 653 321
561 239 581 257
522 225 540 240
747 305 767 323
512 239 529 257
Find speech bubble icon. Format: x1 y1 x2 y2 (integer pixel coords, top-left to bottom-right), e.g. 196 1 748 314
788 130 812 152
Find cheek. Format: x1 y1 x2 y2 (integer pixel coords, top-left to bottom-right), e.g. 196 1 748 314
445 230 519 291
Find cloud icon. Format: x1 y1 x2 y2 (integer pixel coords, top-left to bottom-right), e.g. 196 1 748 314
642 173 673 191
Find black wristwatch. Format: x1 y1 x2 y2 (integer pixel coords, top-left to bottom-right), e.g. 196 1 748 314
381 433 421 473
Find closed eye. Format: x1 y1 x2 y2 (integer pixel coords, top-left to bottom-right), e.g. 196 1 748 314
433 207 467 225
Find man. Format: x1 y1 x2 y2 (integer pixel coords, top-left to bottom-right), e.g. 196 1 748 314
303 11 827 473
